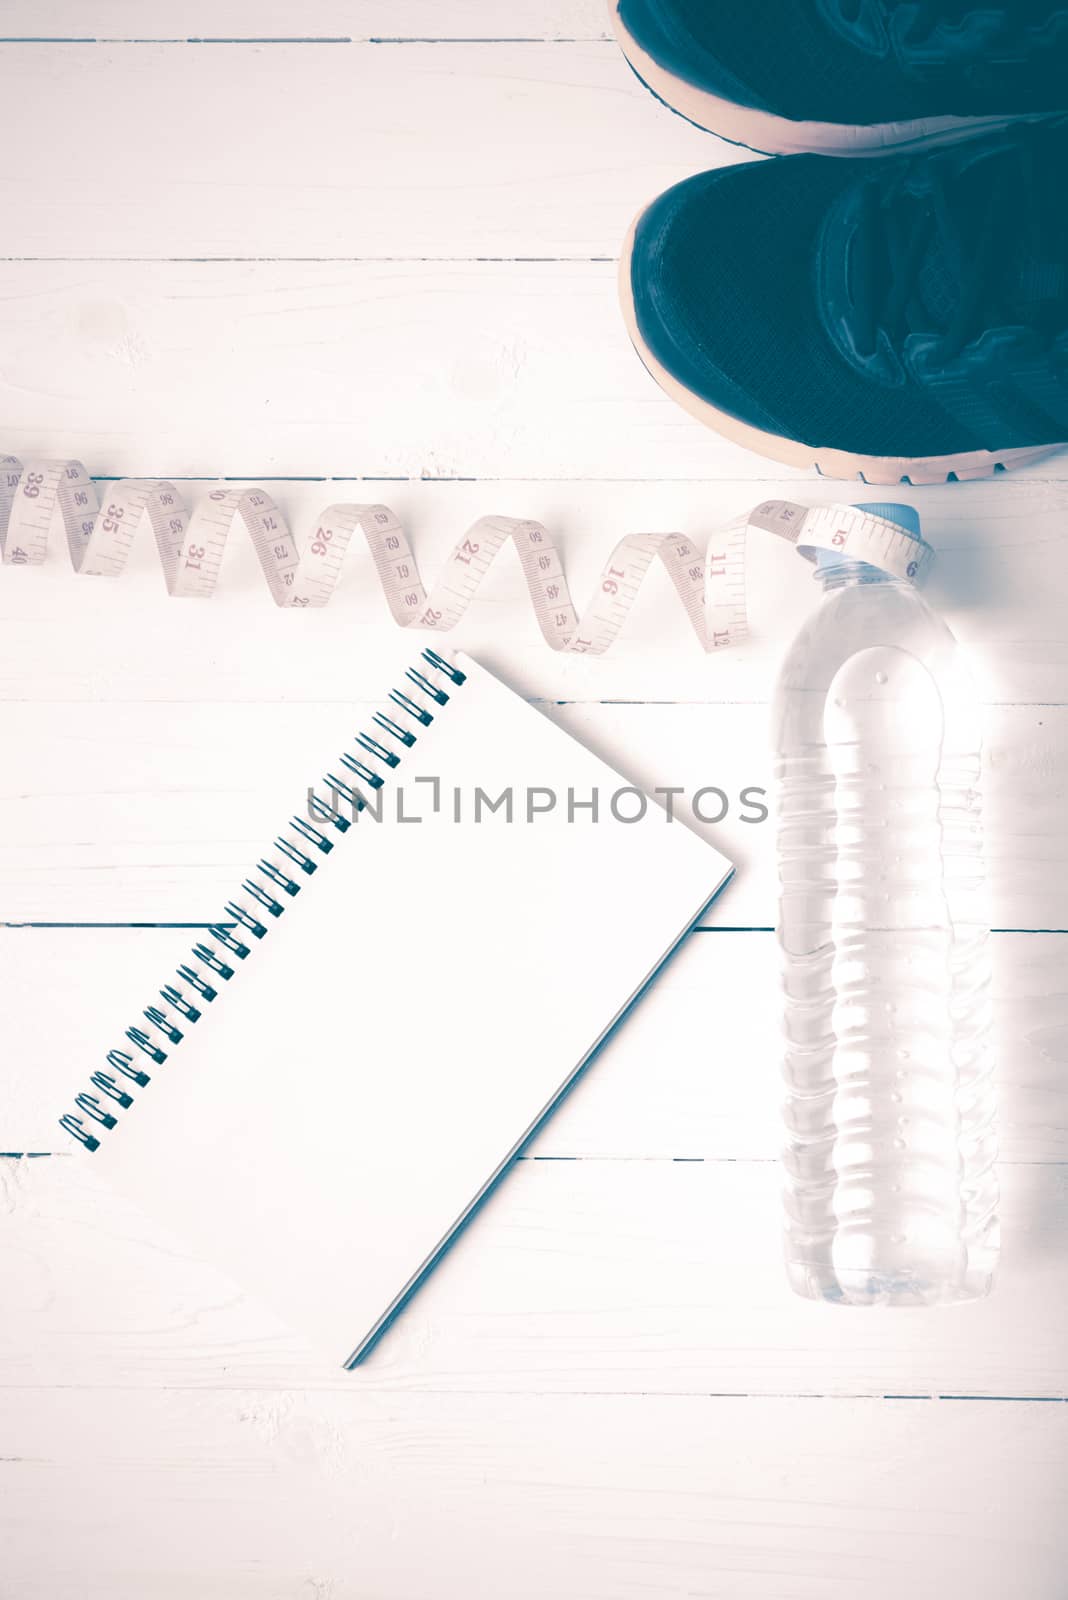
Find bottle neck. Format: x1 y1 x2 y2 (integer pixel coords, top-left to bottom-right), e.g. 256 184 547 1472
817 560 906 593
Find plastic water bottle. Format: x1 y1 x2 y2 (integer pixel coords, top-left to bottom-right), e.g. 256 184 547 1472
772 503 998 1306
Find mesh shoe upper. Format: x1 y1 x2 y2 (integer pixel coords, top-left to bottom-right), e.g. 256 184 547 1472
618 0 1068 123
627 128 1068 458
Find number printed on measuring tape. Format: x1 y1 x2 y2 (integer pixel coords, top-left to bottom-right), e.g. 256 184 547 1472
0 455 934 654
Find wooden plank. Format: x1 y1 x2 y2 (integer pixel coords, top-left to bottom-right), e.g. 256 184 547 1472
3 261 1067 488
0 691 1063 924
2 1152 1067 1399
5 929 1064 1163
0 258 768 479
0 2 613 40
0 42 731 259
1 1384 1061 1599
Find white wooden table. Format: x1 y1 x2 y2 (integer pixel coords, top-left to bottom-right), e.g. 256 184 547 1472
2 6 1066 1596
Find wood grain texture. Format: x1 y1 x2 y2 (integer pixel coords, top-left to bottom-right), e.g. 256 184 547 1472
0 1 613 40
0 42 729 259
4 1153 1068 1400
1 1385 1062 1600
0 259 767 478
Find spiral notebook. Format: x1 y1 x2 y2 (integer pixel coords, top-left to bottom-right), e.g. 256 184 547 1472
60 650 732 1365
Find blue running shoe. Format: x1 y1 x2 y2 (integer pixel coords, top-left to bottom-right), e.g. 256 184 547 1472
611 1 1068 155
621 124 1068 481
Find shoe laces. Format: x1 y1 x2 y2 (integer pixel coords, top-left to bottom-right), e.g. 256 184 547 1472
848 128 1068 363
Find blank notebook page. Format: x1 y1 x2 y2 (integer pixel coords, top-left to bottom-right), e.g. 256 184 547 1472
92 652 732 1365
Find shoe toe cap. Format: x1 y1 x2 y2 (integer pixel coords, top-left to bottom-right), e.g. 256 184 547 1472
624 162 842 441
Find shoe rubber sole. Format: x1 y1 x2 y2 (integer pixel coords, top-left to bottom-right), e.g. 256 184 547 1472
610 2 1050 156
619 219 1062 484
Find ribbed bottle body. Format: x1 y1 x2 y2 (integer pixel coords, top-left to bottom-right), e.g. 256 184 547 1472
773 572 998 1306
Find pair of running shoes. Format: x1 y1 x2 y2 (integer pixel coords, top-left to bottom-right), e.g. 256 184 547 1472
613 1 1068 482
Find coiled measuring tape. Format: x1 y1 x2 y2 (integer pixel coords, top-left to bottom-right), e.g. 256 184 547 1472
0 455 934 653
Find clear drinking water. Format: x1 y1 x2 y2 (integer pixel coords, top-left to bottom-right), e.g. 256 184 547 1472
772 503 998 1306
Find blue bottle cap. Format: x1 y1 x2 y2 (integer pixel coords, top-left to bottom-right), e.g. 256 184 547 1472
854 502 922 541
